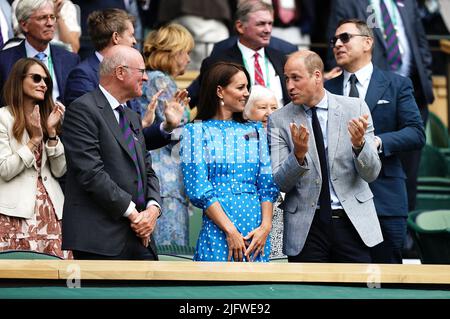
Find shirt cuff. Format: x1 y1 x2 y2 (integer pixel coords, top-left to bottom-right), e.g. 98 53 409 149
374 136 383 154
147 200 162 217
122 201 136 217
159 122 173 136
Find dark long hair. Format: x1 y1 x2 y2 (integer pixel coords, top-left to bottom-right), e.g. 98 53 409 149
195 61 251 122
3 58 57 142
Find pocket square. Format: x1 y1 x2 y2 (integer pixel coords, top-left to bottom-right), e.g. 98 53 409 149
377 99 390 105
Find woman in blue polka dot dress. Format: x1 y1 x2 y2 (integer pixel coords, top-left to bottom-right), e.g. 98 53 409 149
181 62 279 262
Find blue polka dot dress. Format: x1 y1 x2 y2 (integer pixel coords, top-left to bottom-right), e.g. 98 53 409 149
181 119 279 262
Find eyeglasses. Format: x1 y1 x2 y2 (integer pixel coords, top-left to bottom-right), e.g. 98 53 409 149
29 14 57 23
25 73 51 86
121 65 146 76
330 32 368 47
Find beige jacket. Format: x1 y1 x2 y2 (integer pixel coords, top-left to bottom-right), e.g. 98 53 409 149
0 106 66 219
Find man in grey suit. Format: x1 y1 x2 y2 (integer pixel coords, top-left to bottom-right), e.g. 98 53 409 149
268 50 383 262
62 45 162 260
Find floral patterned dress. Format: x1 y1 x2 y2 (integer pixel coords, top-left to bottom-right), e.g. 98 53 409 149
0 143 71 259
138 70 191 246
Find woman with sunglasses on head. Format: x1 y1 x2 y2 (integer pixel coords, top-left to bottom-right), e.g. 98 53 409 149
181 62 279 262
0 58 70 259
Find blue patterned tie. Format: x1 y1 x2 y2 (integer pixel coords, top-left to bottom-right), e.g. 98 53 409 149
380 0 402 71
116 105 145 207
311 107 331 225
35 52 47 61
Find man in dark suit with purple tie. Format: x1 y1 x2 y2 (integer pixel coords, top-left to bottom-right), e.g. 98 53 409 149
62 45 162 260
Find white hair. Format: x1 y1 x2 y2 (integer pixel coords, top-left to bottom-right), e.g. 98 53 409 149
244 85 279 119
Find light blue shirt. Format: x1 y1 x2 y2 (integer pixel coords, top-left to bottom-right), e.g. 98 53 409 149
303 92 343 210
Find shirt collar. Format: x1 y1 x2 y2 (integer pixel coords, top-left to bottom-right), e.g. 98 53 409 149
99 84 122 111
343 62 373 87
95 51 103 62
302 91 328 112
25 40 50 59
237 40 266 61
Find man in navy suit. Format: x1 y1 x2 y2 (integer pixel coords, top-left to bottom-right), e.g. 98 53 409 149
64 8 180 150
326 0 434 212
0 0 79 104
325 19 425 263
187 0 290 108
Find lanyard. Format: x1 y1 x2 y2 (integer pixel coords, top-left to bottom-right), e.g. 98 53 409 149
240 49 271 89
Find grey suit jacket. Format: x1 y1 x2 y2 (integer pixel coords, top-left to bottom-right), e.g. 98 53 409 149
268 91 383 256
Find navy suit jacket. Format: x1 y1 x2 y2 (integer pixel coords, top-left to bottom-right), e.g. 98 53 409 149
188 43 290 107
210 35 298 57
64 53 171 150
325 67 425 216
326 0 434 104
0 41 80 104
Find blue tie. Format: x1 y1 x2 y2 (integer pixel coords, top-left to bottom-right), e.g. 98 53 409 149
311 107 332 225
35 52 47 61
116 105 146 208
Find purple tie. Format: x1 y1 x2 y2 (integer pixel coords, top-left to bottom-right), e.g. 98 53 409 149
116 105 145 207
380 0 402 71
0 24 3 49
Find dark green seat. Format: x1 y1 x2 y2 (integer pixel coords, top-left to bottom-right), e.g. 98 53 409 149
0 250 62 260
418 144 449 177
426 111 450 148
407 210 450 264
416 193 450 210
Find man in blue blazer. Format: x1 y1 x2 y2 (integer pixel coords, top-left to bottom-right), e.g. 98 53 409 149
0 0 79 105
187 1 290 108
326 0 434 212
64 8 179 151
325 19 425 263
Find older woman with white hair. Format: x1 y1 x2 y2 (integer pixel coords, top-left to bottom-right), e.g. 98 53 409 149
244 85 280 128
244 85 285 259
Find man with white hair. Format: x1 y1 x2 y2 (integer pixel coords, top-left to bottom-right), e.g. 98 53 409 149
0 0 79 104
62 45 162 260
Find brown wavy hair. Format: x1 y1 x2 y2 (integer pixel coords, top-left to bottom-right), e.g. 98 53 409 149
2 58 58 142
195 61 251 122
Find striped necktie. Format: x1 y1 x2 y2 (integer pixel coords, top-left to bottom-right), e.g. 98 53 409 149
254 52 266 86
35 52 47 61
380 0 402 71
116 105 145 207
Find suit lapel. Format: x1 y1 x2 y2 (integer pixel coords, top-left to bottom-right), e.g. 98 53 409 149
365 68 389 112
326 93 343 170
95 89 135 160
49 45 63 94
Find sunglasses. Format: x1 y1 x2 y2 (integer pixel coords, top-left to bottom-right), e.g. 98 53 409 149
330 32 368 47
25 73 51 86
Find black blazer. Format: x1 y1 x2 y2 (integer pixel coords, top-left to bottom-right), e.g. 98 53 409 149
188 43 290 107
61 88 161 256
